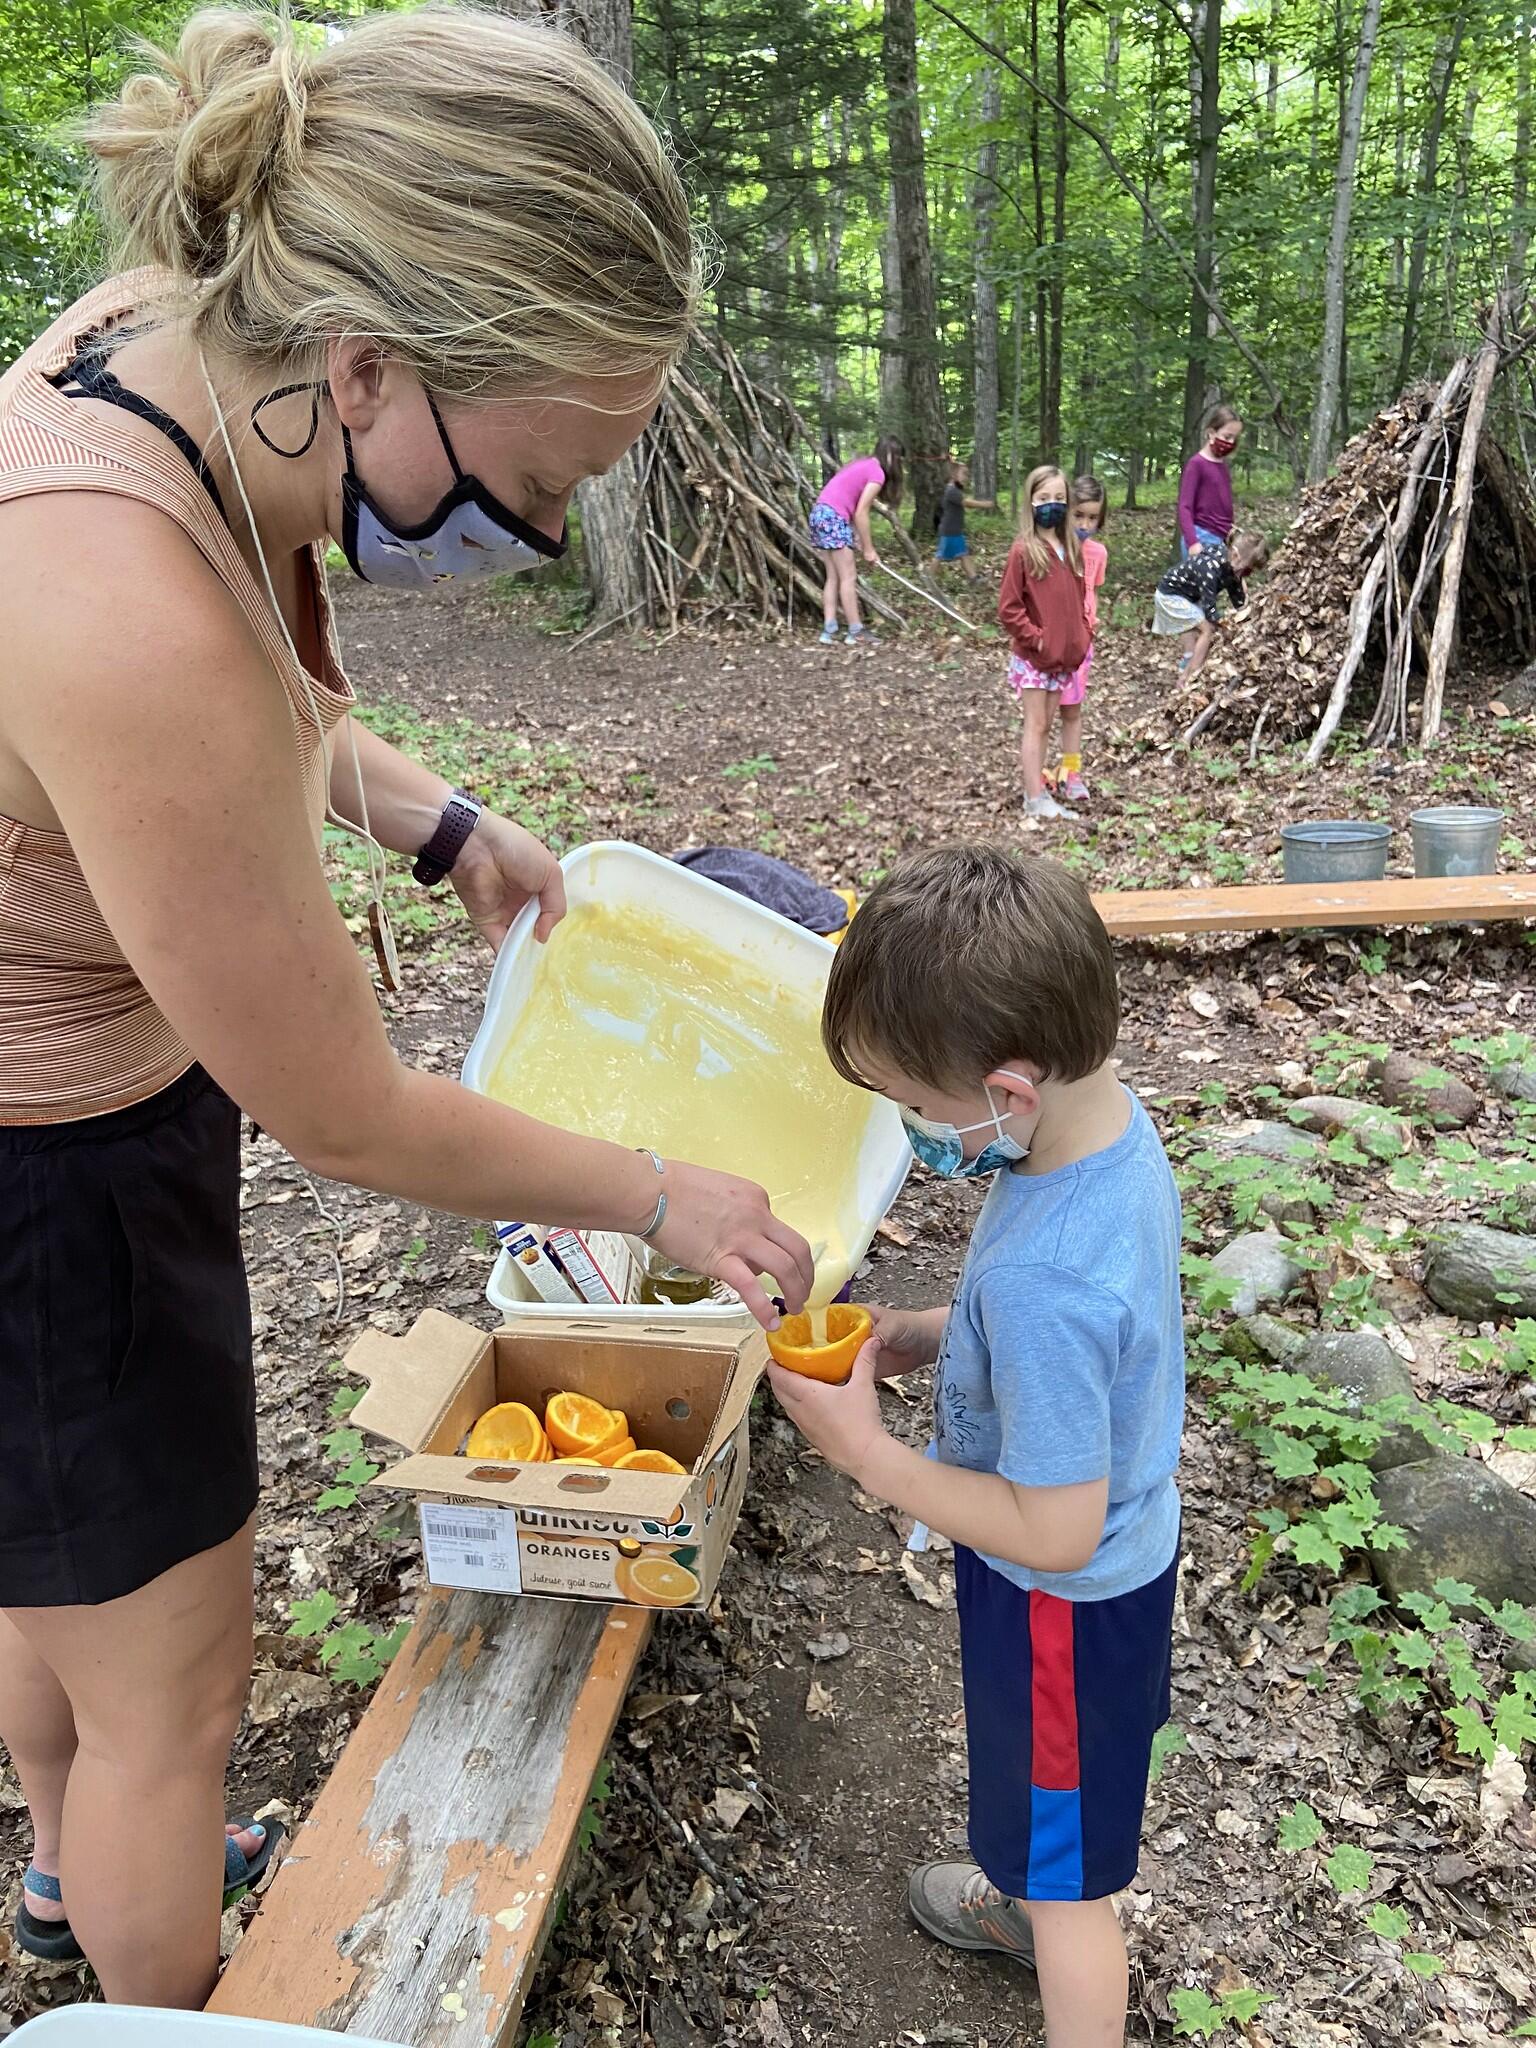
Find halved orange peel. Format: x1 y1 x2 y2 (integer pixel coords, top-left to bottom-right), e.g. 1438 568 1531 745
467 1391 692 1474
613 1447 688 1476
765 1303 873 1384
466 1401 551 1462
546 1392 630 1458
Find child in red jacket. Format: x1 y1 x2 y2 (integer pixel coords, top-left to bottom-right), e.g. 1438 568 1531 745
999 466 1090 821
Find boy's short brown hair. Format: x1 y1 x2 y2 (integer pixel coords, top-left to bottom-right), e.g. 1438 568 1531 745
823 845 1120 1091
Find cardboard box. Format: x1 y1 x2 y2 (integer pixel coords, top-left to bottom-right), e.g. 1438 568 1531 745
348 1308 765 1611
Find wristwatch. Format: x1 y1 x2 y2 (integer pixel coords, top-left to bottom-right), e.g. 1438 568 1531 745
413 790 482 887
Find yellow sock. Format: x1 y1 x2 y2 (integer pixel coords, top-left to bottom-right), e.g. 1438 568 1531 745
1062 753 1082 777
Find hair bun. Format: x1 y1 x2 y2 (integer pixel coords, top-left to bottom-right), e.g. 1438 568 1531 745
85 8 309 283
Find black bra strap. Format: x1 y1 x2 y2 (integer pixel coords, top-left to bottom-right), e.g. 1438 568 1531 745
50 352 229 528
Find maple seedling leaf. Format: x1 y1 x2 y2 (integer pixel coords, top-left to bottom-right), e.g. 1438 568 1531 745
1277 1800 1323 1851
1326 1843 1374 1894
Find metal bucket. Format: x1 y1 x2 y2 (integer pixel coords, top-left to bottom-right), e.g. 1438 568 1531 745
1281 820 1392 885
1409 805 1504 879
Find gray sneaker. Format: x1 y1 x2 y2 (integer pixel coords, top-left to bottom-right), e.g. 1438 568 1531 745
1024 791 1070 820
908 1861 1037 1967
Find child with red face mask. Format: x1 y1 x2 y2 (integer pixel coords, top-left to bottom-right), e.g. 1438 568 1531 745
1177 405 1242 560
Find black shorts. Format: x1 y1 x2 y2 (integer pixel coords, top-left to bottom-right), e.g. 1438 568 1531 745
0 1065 257 1607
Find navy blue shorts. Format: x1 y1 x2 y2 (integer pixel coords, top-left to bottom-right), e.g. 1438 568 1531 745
955 1541 1178 1901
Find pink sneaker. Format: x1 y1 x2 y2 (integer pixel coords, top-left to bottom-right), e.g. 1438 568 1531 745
1061 770 1090 803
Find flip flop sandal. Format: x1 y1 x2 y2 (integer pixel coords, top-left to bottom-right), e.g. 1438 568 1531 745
15 1817 285 1964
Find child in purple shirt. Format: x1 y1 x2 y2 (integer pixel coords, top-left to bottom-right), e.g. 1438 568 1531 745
1177 405 1242 558
811 437 904 646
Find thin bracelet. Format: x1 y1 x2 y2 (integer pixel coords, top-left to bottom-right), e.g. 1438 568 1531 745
635 1148 668 1240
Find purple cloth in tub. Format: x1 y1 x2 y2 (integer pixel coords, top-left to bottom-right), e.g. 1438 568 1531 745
671 846 848 935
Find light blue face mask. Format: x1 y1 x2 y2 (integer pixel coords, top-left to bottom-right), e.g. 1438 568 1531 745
899 1074 1031 1180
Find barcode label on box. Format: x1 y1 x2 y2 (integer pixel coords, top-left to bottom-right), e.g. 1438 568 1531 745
419 1503 523 1594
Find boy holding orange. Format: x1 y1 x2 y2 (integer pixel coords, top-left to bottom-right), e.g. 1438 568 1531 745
768 845 1184 2048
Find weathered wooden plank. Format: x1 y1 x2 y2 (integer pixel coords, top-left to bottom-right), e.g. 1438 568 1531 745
209 1590 651 2044
1092 872 1536 938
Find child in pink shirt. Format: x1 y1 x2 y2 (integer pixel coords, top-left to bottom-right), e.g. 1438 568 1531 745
810 438 904 646
1054 476 1107 803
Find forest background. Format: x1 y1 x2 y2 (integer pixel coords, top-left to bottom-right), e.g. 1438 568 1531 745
3 0 1529 543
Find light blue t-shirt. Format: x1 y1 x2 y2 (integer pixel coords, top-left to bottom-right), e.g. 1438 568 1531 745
932 1088 1184 1601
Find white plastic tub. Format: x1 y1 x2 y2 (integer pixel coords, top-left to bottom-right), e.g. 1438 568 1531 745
24 2011 407 2047
464 841 909 1322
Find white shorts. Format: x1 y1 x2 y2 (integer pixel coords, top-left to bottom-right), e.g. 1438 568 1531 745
1154 590 1207 636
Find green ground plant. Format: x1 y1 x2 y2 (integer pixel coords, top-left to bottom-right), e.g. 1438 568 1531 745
324 701 591 958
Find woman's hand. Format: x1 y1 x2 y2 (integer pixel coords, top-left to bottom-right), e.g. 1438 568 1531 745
867 1303 942 1377
451 814 566 950
1188 541 1203 556
862 543 880 566
649 1160 814 1330
768 1340 886 1479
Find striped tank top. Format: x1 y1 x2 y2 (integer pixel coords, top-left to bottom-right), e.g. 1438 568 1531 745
0 271 356 1124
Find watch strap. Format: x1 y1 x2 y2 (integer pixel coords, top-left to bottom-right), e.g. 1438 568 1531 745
413 791 482 886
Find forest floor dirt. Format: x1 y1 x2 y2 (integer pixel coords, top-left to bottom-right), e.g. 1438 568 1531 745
4 502 1536 2046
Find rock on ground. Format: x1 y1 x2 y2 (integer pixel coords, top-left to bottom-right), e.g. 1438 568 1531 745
1424 1224 1536 1321
1237 1314 1309 1361
1491 1061 1536 1104
1373 1455 1536 1608
1208 1120 1325 1164
1258 1188 1318 1229
1289 1095 1413 1150
1369 1051 1481 1128
1211 1231 1305 1316
1290 1329 1439 1472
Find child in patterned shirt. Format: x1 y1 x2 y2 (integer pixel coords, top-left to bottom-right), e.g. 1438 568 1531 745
1153 529 1268 679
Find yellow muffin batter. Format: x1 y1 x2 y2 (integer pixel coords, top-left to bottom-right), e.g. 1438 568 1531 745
487 901 876 1303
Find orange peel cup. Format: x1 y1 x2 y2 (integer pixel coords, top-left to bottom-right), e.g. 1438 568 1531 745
765 1303 873 1384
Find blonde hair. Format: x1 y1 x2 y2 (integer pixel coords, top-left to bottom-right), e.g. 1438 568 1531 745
1228 528 1270 575
1015 464 1082 580
82 4 702 402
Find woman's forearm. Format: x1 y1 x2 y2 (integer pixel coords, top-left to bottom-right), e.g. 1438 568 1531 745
330 716 454 858
297 1062 661 1233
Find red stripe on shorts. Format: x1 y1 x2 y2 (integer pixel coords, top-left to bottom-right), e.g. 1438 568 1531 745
1029 1589 1081 1791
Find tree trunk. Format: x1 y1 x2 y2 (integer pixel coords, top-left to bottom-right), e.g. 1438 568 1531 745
1028 0 1049 457
1181 0 1222 460
883 0 951 532
1443 80 1480 340
971 64 1003 500
1391 46 1406 298
1396 13 1466 391
1307 0 1383 482
814 103 852 457
1044 0 1067 463
879 189 904 423
552 0 644 619
1010 281 1025 520
1514 15 1532 281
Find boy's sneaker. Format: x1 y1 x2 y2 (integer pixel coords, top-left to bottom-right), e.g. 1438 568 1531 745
1061 770 1091 803
1024 791 1070 821
908 1862 1037 1968
819 623 839 645
846 624 877 647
